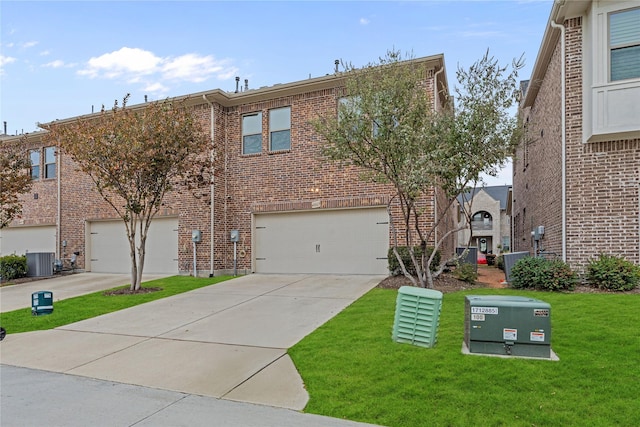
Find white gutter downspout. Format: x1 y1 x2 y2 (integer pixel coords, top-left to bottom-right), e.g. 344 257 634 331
550 20 566 263
202 95 215 277
56 142 61 260
433 67 444 246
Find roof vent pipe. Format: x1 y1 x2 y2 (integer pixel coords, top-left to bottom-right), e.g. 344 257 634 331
144 95 148 102
244 79 249 91
3 121 7 135
335 59 339 73
235 76 240 93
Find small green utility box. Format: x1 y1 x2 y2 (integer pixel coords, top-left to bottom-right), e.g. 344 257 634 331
32 291 54 316
392 286 443 348
464 295 551 358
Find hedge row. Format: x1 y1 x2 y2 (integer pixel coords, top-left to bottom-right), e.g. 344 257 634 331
0 254 28 281
510 253 639 292
509 257 576 291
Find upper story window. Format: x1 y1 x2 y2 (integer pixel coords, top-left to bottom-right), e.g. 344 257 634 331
610 7 640 81
242 112 262 155
44 146 56 178
30 149 40 180
269 107 291 151
585 3 640 141
471 211 493 231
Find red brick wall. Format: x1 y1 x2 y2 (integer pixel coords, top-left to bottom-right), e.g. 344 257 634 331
8 67 457 276
513 33 563 257
514 16 640 274
219 85 442 272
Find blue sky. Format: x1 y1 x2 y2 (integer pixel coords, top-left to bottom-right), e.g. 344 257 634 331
1 0 554 185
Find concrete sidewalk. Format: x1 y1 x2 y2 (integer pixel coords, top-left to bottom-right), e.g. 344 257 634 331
0 272 169 313
1 274 384 425
1 365 381 427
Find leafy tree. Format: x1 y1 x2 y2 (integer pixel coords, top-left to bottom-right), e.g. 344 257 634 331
313 50 523 288
0 137 33 228
42 95 211 290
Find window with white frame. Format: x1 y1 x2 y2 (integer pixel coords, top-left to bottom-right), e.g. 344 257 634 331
44 146 56 178
610 7 640 81
30 149 40 180
269 107 291 151
242 112 262 154
585 3 640 142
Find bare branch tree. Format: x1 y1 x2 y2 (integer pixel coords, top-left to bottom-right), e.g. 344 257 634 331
42 95 211 290
0 137 33 229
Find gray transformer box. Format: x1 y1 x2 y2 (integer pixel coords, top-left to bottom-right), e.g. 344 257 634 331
464 295 551 358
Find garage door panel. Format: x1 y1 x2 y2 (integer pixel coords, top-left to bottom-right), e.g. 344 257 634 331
255 208 388 274
0 226 56 256
89 218 178 274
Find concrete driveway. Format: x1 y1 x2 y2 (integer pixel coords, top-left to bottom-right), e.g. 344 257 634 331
0 274 382 411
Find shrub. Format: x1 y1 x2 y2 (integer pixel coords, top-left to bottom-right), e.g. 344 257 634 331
454 262 477 283
0 254 28 281
486 254 496 266
586 254 640 291
388 246 440 276
496 254 505 271
510 256 576 291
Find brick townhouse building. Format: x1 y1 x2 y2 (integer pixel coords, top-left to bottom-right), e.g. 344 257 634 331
512 0 640 273
0 54 457 276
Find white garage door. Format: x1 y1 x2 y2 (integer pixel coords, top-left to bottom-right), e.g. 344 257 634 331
254 208 389 274
88 218 178 274
0 225 56 256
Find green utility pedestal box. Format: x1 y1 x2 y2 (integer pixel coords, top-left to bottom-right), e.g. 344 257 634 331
32 291 54 316
464 295 551 358
392 286 443 348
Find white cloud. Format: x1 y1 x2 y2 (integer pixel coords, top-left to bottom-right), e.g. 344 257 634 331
40 50 51 56
22 41 38 48
162 53 235 83
359 18 370 25
0 55 17 67
78 47 161 79
216 68 239 80
144 82 169 94
42 60 65 68
78 47 237 90
0 55 17 75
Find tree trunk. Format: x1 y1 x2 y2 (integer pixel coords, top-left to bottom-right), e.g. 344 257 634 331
136 225 147 291
392 246 418 287
129 239 139 291
127 216 140 291
425 268 434 289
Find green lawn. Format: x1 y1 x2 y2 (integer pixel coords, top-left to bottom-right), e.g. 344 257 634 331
289 288 640 427
0 275 234 334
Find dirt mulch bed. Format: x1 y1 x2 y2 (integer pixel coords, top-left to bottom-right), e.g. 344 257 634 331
103 287 163 296
377 273 483 293
377 271 640 294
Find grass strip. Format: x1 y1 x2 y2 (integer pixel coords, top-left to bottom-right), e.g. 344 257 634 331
289 287 640 427
0 275 234 334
